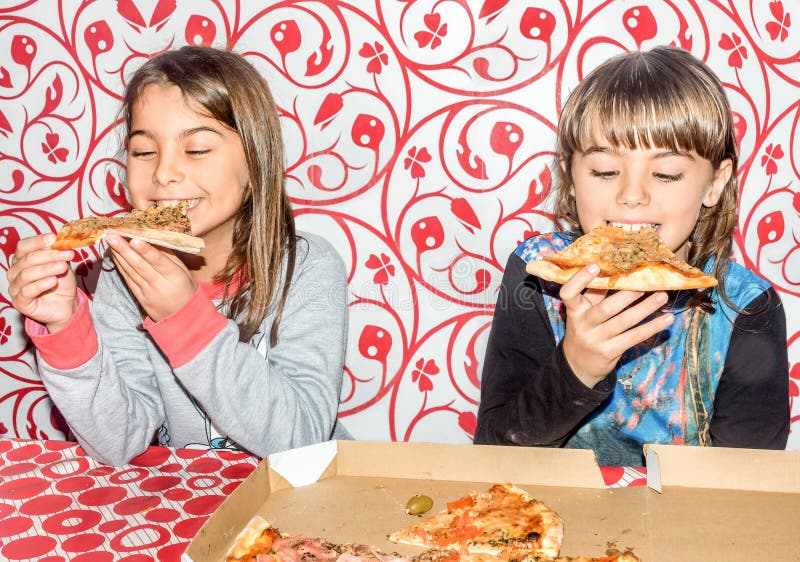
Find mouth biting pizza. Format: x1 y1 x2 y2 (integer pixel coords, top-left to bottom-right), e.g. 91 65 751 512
50 201 205 254
525 224 717 291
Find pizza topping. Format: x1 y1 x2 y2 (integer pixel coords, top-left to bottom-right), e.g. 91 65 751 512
406 495 434 515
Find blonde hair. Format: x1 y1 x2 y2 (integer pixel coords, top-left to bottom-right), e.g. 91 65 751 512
553 46 738 310
122 46 296 343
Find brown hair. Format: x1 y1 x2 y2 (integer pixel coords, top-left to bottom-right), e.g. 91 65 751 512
553 46 738 310
122 45 296 343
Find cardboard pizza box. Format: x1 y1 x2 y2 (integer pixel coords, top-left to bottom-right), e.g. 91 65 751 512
183 441 800 562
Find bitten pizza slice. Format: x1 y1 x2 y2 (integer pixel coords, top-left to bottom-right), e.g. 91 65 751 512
50 201 204 254
525 224 716 291
388 483 564 559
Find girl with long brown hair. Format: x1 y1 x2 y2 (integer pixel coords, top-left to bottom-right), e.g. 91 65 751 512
7 46 349 465
475 46 789 466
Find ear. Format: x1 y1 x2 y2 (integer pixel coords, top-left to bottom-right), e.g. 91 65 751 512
703 158 732 207
559 156 575 197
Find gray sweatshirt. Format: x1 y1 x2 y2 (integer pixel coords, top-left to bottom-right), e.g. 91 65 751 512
33 233 348 465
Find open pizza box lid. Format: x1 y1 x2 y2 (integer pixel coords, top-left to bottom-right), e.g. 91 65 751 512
184 441 800 562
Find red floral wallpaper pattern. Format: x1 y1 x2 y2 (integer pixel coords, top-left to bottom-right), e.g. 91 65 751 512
1 1 798 450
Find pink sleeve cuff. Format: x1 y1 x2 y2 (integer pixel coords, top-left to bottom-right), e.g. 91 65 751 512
26 290 98 370
144 286 228 368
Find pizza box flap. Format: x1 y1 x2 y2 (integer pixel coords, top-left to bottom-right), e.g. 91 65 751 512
184 440 605 562
645 444 800 494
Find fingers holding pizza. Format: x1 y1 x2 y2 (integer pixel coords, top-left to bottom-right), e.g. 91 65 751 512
6 234 78 333
105 234 197 322
558 263 674 387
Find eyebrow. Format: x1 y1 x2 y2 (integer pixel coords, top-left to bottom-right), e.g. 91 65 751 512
582 145 696 160
128 126 224 140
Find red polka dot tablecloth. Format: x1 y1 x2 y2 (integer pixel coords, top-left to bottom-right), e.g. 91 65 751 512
0 438 258 562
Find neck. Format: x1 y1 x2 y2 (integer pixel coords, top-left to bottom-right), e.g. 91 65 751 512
181 229 235 283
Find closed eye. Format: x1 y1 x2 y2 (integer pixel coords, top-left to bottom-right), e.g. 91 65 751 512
130 150 154 158
590 170 618 179
654 172 684 182
186 149 210 157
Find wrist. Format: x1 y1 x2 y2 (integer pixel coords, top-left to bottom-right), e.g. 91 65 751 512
45 299 79 334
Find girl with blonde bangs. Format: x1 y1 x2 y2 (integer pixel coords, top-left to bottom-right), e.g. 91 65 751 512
476 46 789 466
8 46 349 465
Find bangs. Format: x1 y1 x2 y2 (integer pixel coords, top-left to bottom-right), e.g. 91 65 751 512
559 50 734 165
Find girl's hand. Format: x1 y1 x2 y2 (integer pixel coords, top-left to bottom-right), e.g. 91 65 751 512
6 234 78 333
559 264 675 388
106 234 197 322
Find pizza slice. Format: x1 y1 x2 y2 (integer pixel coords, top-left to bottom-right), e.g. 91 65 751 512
225 516 408 562
50 202 204 254
388 483 563 559
525 224 716 291
414 549 640 562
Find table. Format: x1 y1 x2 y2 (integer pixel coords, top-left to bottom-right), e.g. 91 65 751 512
0 439 645 561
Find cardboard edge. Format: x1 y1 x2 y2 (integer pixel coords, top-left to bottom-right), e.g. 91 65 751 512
645 444 800 493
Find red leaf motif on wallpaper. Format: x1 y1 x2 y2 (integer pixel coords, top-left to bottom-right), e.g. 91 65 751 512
622 6 657 48
365 253 395 286
41 133 68 164
358 325 392 364
185 15 216 47
314 93 343 129
43 76 63 116
0 318 11 346
307 26 334 77
525 166 551 209
11 35 36 70
0 108 12 136
117 0 147 28
479 0 510 22
766 1 791 42
451 197 481 233
732 111 747 147
2 170 24 194
719 33 747 69
458 411 477 435
0 422 6 435
74 248 95 279
272 20 302 58
0 66 11 88
412 358 439 392
794 192 800 213
351 114 384 152
85 21 114 57
756 211 784 246
404 146 431 179
411 217 444 254
414 13 448 49
490 121 523 161
117 0 175 31
149 0 176 30
0 227 21 261
456 128 487 180
106 171 131 211
359 42 389 75
520 7 556 43
760 143 784 176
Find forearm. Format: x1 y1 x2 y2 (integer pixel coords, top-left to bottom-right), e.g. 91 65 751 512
475 253 612 446
710 288 790 448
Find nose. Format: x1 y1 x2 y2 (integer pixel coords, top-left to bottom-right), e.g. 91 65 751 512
153 154 184 187
616 177 649 207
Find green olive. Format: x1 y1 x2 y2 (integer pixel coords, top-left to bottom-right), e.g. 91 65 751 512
405 494 433 515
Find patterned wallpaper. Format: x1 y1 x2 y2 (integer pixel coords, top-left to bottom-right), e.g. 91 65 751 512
1 0 798 451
